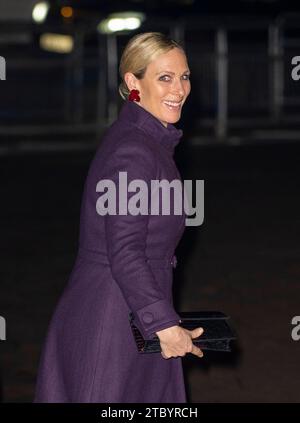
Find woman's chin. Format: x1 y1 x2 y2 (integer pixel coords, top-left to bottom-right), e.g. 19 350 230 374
167 116 181 125
161 113 181 126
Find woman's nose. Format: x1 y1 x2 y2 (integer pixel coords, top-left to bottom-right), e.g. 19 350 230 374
171 78 185 96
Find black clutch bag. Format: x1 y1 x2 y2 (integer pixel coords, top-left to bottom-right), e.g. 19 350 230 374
129 311 236 353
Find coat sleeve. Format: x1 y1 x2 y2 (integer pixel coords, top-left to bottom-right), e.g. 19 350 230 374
103 135 181 339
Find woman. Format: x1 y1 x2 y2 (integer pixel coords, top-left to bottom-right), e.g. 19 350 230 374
34 32 204 403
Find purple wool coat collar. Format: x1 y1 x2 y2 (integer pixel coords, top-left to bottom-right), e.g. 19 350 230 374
118 99 183 154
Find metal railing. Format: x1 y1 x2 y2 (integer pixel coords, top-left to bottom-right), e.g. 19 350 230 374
0 14 299 146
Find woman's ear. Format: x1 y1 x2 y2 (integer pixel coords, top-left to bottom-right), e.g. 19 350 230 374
124 72 138 92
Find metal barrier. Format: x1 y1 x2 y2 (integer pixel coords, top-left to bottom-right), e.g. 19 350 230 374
0 15 299 146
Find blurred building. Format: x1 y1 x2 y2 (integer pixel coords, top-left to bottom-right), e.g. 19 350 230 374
0 0 300 151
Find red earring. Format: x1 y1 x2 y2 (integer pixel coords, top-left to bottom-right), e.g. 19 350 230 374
128 89 140 102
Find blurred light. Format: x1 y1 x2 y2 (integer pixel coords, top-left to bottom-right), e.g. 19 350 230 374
98 11 145 34
124 17 140 30
39 33 74 54
32 1 50 24
61 6 73 18
108 18 126 32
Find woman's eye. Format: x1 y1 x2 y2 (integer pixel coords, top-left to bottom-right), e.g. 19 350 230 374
159 75 171 81
159 74 190 82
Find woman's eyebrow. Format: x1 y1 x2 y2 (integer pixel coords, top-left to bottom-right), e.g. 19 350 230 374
156 70 191 75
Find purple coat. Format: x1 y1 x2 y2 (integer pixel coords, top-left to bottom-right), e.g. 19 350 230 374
34 100 187 403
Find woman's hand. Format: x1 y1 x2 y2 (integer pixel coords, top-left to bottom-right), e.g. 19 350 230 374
155 325 204 359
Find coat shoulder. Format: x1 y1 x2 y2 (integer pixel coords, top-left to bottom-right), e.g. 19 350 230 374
95 119 157 163
90 118 158 181
102 118 155 155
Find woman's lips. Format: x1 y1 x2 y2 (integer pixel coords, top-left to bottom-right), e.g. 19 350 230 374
163 100 182 111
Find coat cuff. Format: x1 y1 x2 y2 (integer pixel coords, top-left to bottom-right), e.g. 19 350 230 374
132 299 181 340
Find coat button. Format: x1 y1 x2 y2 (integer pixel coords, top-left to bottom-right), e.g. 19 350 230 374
142 312 153 323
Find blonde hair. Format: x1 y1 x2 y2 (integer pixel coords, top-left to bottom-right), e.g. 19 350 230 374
118 32 185 100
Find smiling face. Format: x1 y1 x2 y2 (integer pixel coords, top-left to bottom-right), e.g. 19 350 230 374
124 47 191 127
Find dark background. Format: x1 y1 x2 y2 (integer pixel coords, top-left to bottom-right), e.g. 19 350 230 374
0 0 300 402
